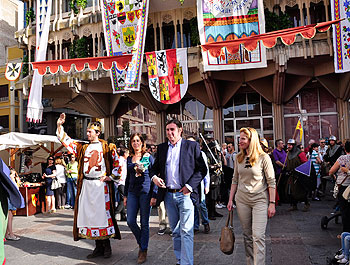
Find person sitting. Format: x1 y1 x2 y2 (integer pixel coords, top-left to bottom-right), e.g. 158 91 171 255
335 232 350 264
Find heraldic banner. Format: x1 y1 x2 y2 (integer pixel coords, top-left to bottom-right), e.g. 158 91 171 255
197 0 267 71
145 48 188 104
101 0 149 93
330 0 350 73
27 0 52 122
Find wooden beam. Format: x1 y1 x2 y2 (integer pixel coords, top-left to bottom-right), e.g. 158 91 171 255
39 144 51 154
285 63 313 76
188 82 211 107
202 73 220 108
219 81 242 106
273 68 285 104
244 62 276 82
109 94 121 115
339 72 350 101
53 145 64 155
314 61 335 76
211 71 244 82
316 75 340 99
188 71 203 85
247 76 274 102
283 75 312 103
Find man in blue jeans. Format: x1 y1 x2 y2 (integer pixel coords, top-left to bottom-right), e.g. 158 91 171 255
151 119 207 265
65 154 78 209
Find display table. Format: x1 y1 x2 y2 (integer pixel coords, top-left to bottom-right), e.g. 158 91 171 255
16 184 45 216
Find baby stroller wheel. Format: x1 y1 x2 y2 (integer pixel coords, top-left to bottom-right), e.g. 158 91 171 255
321 216 328 229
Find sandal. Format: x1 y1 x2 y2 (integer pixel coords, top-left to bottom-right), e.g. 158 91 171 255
6 235 20 241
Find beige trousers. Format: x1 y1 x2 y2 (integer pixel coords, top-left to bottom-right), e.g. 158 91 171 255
158 201 168 229
235 190 268 265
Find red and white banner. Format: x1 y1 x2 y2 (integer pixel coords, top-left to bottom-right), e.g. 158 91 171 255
145 48 188 105
5 63 23 81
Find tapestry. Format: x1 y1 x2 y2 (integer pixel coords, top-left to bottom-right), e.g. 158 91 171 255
101 0 149 92
331 0 350 73
145 48 188 104
27 0 52 122
197 0 267 71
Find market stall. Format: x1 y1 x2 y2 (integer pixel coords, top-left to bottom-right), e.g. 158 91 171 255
0 132 67 216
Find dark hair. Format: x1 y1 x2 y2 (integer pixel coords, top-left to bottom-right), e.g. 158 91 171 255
119 148 129 157
345 141 350 153
166 119 182 129
275 139 283 148
309 143 319 155
47 156 55 164
128 133 146 156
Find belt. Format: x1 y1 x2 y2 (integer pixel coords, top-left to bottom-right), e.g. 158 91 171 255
84 176 101 180
166 188 181 193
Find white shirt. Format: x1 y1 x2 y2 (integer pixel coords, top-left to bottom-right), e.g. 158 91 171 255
55 164 66 184
166 138 182 189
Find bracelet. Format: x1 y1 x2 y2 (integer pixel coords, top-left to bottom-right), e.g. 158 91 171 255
269 201 276 204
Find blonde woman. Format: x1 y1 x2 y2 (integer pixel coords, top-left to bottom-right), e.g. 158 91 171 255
227 127 276 265
54 158 67 209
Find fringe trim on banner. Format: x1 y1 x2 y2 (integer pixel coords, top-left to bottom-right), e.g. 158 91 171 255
26 107 43 123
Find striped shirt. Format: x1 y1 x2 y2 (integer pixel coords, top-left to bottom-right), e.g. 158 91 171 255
311 150 320 178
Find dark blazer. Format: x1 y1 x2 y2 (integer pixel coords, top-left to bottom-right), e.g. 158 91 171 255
150 139 207 205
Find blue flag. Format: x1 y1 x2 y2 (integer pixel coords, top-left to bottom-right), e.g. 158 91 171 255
295 160 312 177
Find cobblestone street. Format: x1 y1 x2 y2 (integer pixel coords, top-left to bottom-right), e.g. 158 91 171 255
4 191 342 265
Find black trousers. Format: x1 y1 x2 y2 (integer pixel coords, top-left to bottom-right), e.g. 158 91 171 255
338 185 350 232
115 185 126 218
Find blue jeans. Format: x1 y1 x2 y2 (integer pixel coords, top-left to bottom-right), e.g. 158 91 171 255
164 191 194 265
341 232 350 259
194 182 209 230
66 178 77 207
126 192 151 251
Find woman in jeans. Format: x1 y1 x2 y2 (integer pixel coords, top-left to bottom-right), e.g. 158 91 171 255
329 141 350 234
43 156 57 213
65 154 78 209
227 127 276 265
124 133 155 264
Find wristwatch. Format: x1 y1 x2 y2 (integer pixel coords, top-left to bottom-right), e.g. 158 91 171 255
269 201 276 204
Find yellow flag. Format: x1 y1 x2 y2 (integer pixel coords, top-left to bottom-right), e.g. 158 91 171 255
295 119 303 142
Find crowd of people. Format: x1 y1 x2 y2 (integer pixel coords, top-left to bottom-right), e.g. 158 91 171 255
4 112 350 265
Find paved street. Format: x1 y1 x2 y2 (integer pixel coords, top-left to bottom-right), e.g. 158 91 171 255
4 193 342 265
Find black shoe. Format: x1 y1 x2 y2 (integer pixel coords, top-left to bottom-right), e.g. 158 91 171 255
208 216 216 220
120 215 127 221
204 224 210 234
87 240 104 259
103 239 112 258
214 212 223 217
158 228 166 235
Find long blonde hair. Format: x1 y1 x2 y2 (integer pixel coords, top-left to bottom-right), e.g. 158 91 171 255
236 127 264 166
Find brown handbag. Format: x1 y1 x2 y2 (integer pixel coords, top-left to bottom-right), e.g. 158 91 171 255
219 210 235 255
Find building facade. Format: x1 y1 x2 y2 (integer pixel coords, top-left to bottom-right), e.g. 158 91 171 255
13 0 350 147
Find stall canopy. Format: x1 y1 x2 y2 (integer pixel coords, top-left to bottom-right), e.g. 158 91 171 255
0 132 67 169
201 19 342 58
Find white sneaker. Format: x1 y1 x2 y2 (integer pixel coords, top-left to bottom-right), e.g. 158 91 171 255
336 254 345 260
338 258 348 264
215 204 223 209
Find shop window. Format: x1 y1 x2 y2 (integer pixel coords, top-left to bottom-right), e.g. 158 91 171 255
223 104 234 119
199 121 213 138
183 100 197 120
301 87 319 113
262 97 272 115
284 96 299 114
234 94 247 117
319 87 336 112
162 21 175 50
263 118 273 131
248 93 260 117
197 100 213 120
303 116 321 144
236 119 260 131
183 19 192 48
224 120 234 134
284 116 299 142
321 115 338 139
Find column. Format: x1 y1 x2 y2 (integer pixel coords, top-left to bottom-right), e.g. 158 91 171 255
273 103 284 140
324 0 333 56
305 0 314 58
213 107 223 143
93 33 96 57
104 115 116 140
298 1 307 59
155 111 167 144
19 90 24 132
10 82 16 132
174 20 178 48
153 25 157 50
337 99 350 141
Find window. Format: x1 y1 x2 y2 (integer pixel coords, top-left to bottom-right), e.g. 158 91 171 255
0 85 9 100
0 115 9 129
162 21 175 49
145 25 155 52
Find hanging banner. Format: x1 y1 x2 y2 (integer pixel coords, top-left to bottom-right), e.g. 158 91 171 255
27 0 52 122
5 63 23 81
197 0 267 71
101 0 149 93
145 48 188 104
331 0 350 73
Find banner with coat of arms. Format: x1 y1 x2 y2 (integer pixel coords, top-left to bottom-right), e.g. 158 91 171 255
5 63 23 81
145 48 188 104
330 0 350 73
101 0 149 92
197 0 267 71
